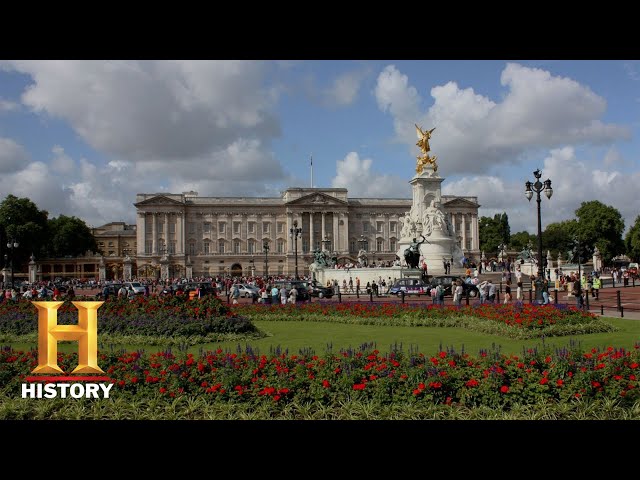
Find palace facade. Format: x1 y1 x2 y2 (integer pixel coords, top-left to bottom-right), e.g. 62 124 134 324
133 188 480 279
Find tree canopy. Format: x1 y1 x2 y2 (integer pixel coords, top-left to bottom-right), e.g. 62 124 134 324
47 215 98 258
624 215 640 262
574 200 625 264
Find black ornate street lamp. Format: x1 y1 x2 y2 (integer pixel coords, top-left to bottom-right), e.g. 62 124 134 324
263 241 269 277
525 169 553 300
6 238 19 288
289 220 302 279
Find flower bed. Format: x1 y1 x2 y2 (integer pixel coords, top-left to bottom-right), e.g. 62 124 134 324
2 343 638 413
0 297 259 339
231 302 615 339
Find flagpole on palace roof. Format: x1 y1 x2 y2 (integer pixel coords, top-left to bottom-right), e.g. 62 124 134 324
310 153 313 188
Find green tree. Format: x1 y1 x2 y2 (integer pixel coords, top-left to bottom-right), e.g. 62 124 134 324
574 200 625 264
0 194 49 269
47 215 98 257
509 231 535 252
624 215 640 262
479 213 510 258
542 220 578 261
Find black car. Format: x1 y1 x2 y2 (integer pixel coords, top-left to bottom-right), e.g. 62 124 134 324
426 275 479 298
306 281 334 299
271 280 311 302
183 282 218 297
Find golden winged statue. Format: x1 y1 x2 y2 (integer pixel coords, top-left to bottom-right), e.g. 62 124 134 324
415 124 438 174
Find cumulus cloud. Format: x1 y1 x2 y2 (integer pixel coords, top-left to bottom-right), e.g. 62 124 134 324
323 70 367 107
4 60 281 162
0 137 29 173
0 98 18 112
444 146 640 234
50 145 75 174
375 62 630 176
331 151 408 197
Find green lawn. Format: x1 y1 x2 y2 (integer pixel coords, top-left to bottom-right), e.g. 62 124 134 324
6 316 639 357
205 316 640 356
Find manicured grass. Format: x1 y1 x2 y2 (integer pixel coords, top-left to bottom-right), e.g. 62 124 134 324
6 316 639 356
209 316 640 356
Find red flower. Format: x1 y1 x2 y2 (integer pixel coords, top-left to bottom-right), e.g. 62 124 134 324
556 379 564 386
500 385 509 393
539 378 548 385
465 379 479 388
159 387 167 394
322 380 330 388
352 383 366 390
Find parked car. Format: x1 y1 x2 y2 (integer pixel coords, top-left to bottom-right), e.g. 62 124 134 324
426 275 479 298
183 282 218 297
305 280 334 298
238 284 260 298
271 280 311 302
125 281 146 295
388 277 431 297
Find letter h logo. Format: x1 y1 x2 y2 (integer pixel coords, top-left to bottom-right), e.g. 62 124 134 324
31 301 104 374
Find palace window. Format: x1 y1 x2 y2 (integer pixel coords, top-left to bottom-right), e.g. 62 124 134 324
204 241 210 254
248 240 256 254
188 242 196 255
233 222 241 234
158 222 164 234
390 222 397 233
203 222 211 233
188 222 196 234
277 239 285 253
248 222 255 234
219 223 226 234
262 222 270 233
234 240 241 254
363 222 369 233
169 222 175 234
277 222 284 234
145 241 152 254
377 222 383 234
218 240 225 253
377 238 383 252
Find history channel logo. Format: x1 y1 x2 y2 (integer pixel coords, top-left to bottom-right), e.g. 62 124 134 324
21 301 113 399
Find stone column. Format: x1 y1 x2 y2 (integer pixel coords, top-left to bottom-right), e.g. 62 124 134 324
287 212 293 253
343 212 349 253
309 212 315 251
164 213 169 252
160 255 169 281
137 212 146 256
332 213 339 252
99 257 106 282
176 212 183 255
321 212 326 241
123 257 132 281
186 256 193 279
473 214 479 251
152 213 158 255
28 255 37 284
461 214 467 251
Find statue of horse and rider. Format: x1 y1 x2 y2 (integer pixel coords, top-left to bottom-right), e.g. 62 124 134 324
404 235 427 269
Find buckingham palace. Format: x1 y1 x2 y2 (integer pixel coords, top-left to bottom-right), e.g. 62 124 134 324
133 187 480 279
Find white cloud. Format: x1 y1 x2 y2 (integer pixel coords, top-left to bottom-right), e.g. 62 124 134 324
323 70 366 107
331 151 408 197
50 145 75 174
0 137 29 173
0 98 18 112
4 60 281 162
375 62 630 176
444 146 640 235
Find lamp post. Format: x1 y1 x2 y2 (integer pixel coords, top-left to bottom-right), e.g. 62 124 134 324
6 238 19 288
263 241 269 277
525 168 553 301
289 220 302 279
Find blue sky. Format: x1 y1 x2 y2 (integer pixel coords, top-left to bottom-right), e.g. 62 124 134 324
0 60 638 235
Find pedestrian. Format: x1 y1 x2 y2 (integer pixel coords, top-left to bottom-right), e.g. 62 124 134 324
487 279 496 303
231 284 240 304
279 285 288 305
453 280 463 306
592 274 601 300
271 285 279 305
542 278 550 305
289 285 298 304
503 280 512 304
